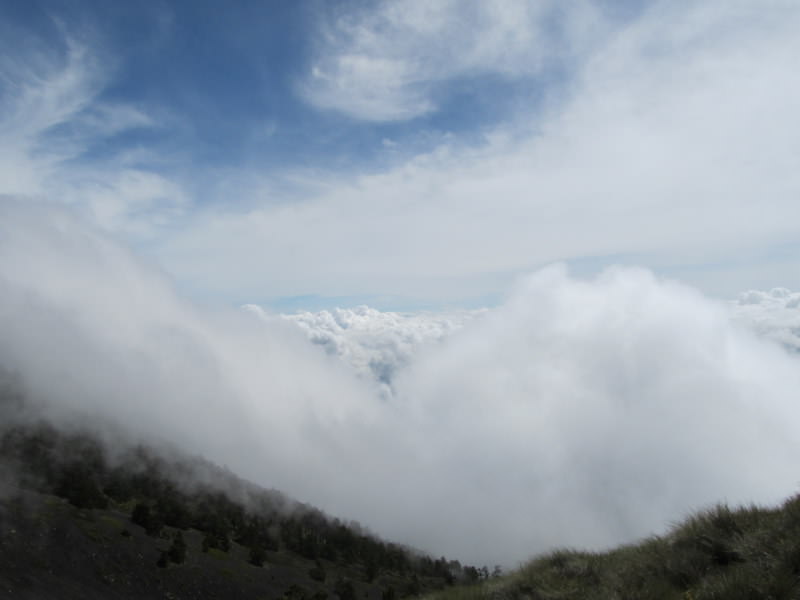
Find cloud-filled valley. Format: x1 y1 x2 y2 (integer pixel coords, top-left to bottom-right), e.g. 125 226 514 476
261 305 486 399
2 202 800 567
271 291 800 397
2 0 800 579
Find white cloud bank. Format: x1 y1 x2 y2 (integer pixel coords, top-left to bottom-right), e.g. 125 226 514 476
244 290 800 401
160 0 800 303
2 202 800 567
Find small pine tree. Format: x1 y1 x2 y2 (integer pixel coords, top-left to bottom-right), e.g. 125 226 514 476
402 575 421 598
381 585 396 600
335 577 356 600
132 502 149 526
249 544 267 567
309 560 326 582
284 584 309 600
131 502 163 536
167 531 187 564
201 530 229 553
365 559 378 582
56 465 108 509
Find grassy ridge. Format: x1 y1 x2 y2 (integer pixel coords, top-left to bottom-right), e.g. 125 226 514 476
428 497 800 600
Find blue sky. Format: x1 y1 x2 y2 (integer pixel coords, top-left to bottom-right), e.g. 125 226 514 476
2 0 800 310
4 0 544 180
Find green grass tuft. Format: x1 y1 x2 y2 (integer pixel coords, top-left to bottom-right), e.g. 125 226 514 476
428 495 800 600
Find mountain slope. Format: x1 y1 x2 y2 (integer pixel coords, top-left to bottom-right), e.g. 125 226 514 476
428 498 800 600
0 414 483 600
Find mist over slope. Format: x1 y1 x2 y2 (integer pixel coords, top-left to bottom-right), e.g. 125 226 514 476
2 202 800 567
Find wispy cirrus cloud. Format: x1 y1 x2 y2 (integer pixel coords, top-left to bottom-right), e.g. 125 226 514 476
299 0 605 121
0 36 99 196
0 25 187 239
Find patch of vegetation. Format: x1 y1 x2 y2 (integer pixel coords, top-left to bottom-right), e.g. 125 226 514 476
0 417 486 598
309 560 326 582
427 499 800 600
167 531 187 564
99 514 125 530
207 546 230 561
79 523 105 543
250 543 268 567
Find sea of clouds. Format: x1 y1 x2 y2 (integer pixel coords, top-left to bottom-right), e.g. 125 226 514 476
261 293 800 399
730 288 800 355
2 202 800 567
245 304 486 399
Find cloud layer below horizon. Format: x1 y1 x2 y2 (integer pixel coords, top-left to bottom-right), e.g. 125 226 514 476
267 290 800 398
2 203 800 567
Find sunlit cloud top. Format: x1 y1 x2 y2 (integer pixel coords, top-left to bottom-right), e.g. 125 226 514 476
2 0 799 309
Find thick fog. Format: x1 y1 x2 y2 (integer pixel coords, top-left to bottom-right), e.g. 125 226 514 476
2 202 800 567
